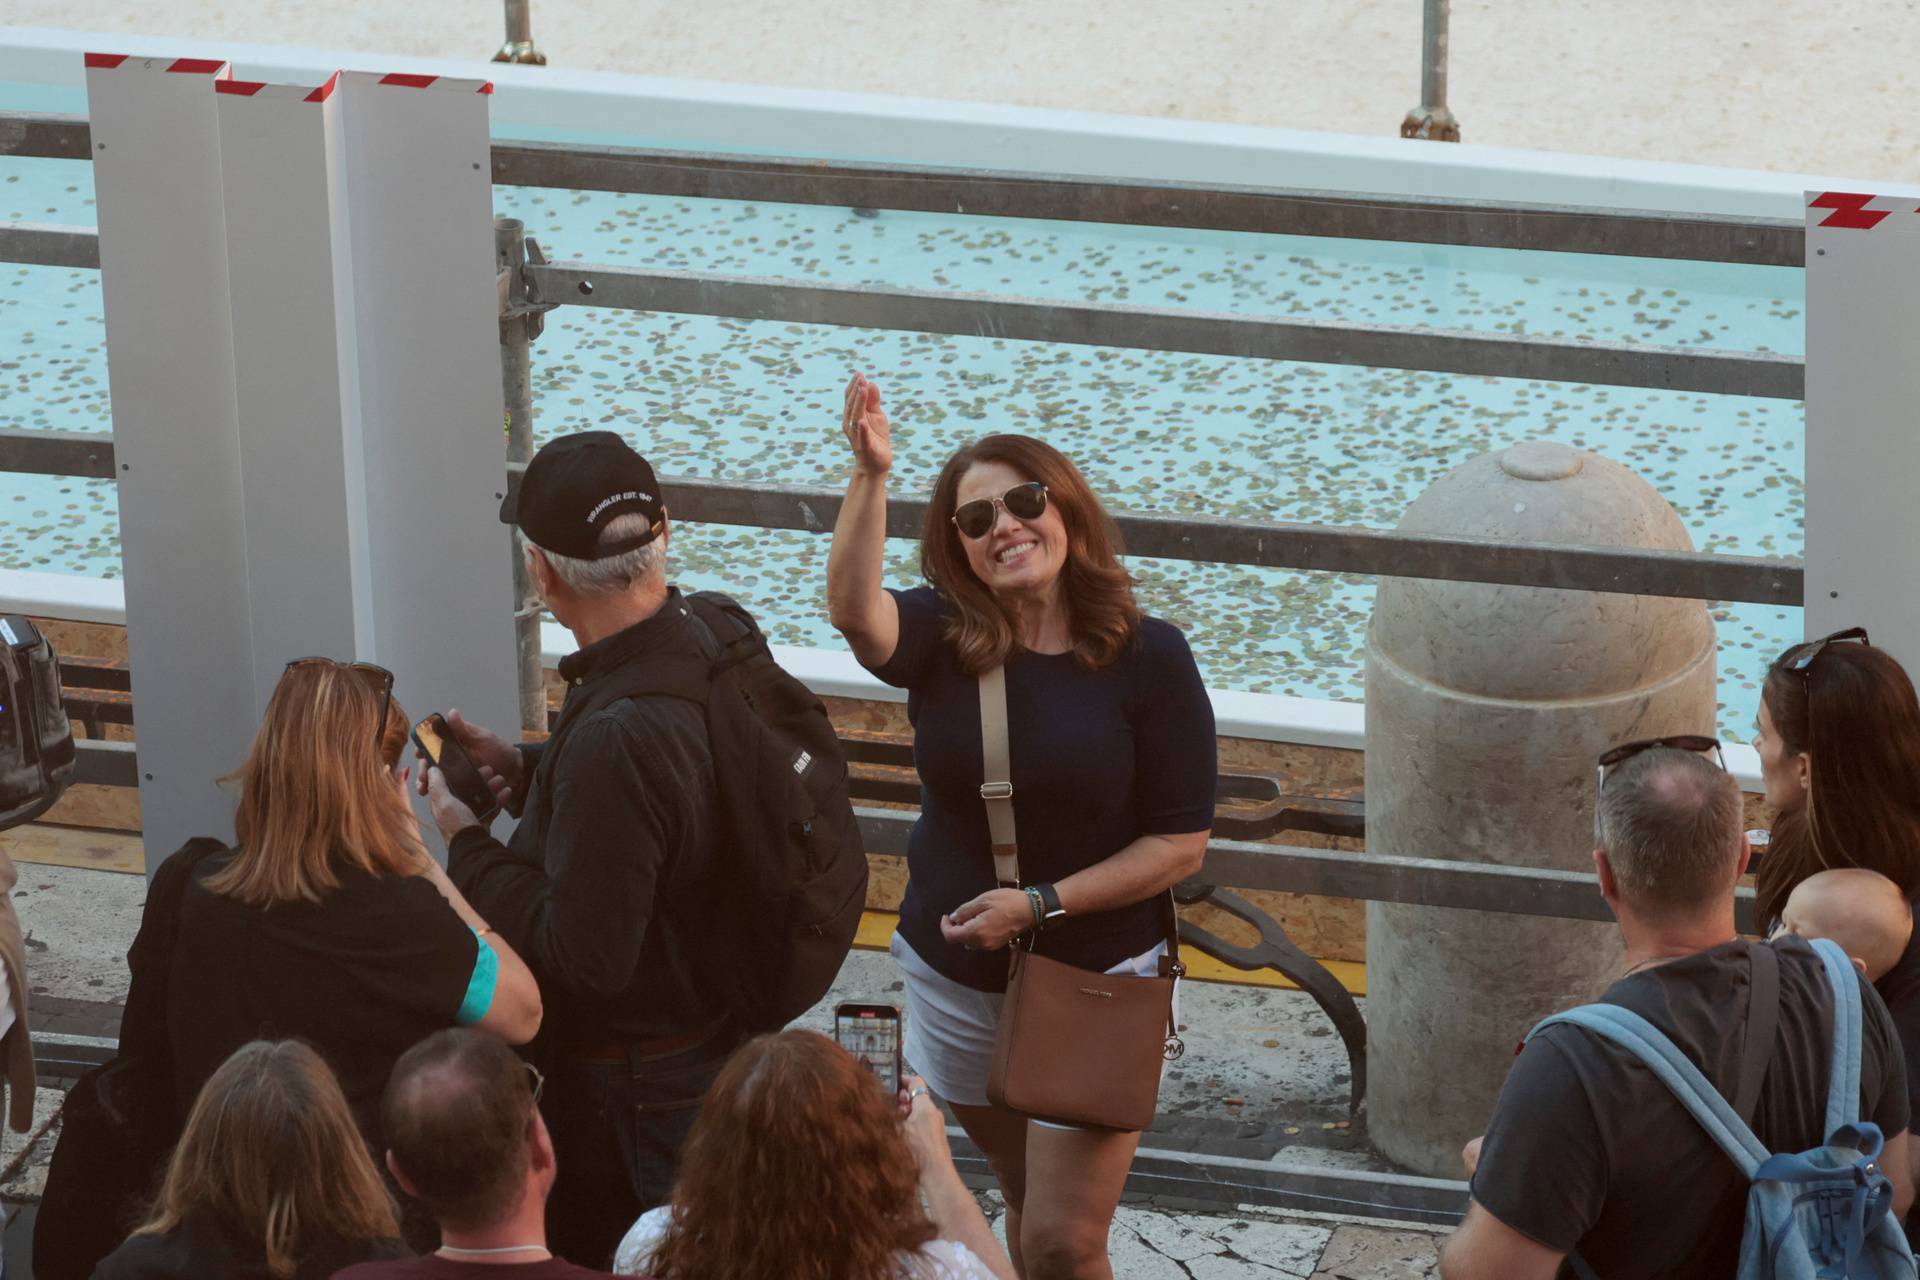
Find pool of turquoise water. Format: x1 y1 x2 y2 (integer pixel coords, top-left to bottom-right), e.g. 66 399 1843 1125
0 81 1805 737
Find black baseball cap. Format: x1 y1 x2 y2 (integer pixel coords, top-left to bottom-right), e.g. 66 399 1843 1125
499 431 665 560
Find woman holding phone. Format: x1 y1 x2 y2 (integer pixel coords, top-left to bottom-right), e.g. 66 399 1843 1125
614 1030 1012 1280
162 660 542 1139
825 374 1216 1280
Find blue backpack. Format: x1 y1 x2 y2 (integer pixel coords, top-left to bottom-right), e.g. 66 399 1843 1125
1528 937 1915 1280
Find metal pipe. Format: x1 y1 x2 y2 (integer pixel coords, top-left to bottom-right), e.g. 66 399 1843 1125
525 260 1807 400
496 219 547 736
1401 0 1462 142
493 0 548 65
0 428 1804 604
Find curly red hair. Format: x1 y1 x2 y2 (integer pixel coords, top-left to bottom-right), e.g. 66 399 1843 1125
647 1030 937 1280
921 433 1141 674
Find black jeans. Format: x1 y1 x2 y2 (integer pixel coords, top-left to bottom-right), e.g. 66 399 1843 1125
541 1033 740 1269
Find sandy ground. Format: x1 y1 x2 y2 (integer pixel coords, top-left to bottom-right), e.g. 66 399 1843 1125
2 0 1917 183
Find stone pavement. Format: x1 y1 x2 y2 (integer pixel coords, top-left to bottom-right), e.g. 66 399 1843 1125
0 857 1454 1278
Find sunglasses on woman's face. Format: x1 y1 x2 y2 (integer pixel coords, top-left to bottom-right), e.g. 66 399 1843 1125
284 657 394 733
951 482 1048 541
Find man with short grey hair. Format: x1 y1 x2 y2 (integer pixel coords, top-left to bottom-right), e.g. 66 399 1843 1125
1441 742 1913 1280
422 431 739 1267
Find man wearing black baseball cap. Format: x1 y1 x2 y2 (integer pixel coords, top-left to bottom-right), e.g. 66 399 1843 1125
420 431 739 1267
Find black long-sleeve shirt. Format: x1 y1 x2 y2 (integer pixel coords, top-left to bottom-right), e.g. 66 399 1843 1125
449 590 720 1046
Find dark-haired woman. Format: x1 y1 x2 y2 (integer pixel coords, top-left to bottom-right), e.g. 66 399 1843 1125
1752 627 1920 1223
826 374 1215 1280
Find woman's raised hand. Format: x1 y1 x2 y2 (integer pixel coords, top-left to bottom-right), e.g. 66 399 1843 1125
841 372 892 477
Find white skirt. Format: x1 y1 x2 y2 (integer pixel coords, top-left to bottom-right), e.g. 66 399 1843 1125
889 930 1177 1121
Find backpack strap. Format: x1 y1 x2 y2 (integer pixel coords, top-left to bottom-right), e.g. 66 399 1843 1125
1809 935 1865 1136
1527 1004 1770 1178
1735 941 1782 1124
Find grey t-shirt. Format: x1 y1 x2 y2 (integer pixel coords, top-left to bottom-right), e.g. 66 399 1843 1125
1472 936 1909 1280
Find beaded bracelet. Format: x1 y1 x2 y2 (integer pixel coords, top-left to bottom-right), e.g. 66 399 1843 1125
1024 885 1047 931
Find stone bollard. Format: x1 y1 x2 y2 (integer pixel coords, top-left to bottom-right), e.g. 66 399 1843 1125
1364 441 1716 1177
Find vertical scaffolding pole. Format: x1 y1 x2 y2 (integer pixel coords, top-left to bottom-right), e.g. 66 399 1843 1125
497 217 546 736
1400 0 1461 142
494 0 548 65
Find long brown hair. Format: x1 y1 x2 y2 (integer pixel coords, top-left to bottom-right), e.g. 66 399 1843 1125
647 1031 936 1280
921 434 1140 673
1755 641 1920 925
210 662 428 906
135 1040 400 1278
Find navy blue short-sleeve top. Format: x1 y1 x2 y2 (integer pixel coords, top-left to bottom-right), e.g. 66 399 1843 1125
866 585 1216 992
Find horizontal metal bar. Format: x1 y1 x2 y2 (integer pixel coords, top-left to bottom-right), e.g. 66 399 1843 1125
0 221 99 269
0 111 1802 266
0 428 114 479
528 261 1806 400
647 474 1802 605
856 807 1760 932
73 738 137 787
0 439 1784 602
493 140 1801 267
0 112 91 161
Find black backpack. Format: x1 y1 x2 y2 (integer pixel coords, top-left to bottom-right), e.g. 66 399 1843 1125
542 592 868 1032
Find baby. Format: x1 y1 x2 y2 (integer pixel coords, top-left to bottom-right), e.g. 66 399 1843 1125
1775 867 1914 981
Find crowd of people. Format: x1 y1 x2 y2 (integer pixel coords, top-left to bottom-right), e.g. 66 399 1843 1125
7 373 1918 1280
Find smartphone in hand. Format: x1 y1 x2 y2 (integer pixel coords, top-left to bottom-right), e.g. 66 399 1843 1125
834 1002 903 1096
413 713 502 824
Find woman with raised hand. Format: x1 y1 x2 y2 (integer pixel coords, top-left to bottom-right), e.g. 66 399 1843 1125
613 1029 1012 1280
94 1040 408 1280
824 374 1216 1280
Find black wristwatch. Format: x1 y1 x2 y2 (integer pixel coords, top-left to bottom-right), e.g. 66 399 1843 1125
1034 882 1068 927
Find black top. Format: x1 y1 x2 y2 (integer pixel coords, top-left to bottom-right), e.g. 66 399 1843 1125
93 1214 405 1280
865 586 1216 992
1873 902 1920 1124
336 1257 620 1279
1472 937 1909 1280
451 589 720 1045
168 851 482 1139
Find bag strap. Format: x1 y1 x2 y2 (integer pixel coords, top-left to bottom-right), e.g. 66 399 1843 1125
1810 935 1865 1136
1735 941 1782 1124
1527 1003 1770 1178
977 665 1020 890
975 665 1183 976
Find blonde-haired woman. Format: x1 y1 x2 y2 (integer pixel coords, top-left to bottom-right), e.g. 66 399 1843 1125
164 659 541 1137
95 1040 408 1280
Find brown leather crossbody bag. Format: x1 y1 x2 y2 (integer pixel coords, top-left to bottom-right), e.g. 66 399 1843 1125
976 664 1185 1131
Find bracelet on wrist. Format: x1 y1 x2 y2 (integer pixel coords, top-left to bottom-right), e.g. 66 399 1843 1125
1024 886 1046 931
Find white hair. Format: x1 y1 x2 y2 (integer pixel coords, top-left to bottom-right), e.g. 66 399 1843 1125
525 512 664 596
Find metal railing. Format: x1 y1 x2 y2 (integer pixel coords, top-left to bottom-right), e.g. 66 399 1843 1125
2 103 1799 1221
3 111 1788 940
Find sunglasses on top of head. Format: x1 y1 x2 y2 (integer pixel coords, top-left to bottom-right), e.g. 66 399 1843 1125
1784 626 1870 681
951 482 1048 541
1594 734 1725 796
284 657 394 735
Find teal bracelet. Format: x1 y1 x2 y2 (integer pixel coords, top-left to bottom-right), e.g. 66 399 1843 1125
1024 885 1046 930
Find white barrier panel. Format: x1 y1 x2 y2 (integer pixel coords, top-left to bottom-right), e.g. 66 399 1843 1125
89 57 520 869
331 71 519 758
1804 192 1920 663
87 53 254 865
215 75 365 708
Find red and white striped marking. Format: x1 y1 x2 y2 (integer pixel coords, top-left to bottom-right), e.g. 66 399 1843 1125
376 72 495 95
214 80 332 103
1807 192 1920 232
84 52 230 77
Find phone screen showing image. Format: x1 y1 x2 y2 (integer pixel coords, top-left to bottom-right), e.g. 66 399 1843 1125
834 1003 901 1096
